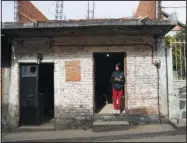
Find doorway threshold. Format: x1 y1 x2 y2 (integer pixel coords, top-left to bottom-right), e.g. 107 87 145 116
96 104 126 115
17 119 54 132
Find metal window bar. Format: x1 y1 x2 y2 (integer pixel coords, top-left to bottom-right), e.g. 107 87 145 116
171 41 186 80
184 41 186 78
180 43 182 79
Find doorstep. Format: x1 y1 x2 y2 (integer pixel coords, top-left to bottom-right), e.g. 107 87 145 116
92 121 129 132
16 119 55 132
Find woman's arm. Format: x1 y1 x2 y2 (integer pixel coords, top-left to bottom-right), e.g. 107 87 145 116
110 72 116 84
119 72 125 84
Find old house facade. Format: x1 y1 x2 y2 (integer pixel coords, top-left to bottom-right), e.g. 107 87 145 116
2 19 176 130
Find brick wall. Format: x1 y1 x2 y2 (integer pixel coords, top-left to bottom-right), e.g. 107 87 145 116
8 35 167 128
135 1 156 19
65 60 81 82
18 1 48 23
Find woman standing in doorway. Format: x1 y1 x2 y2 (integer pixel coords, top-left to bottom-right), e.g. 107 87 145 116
110 63 125 114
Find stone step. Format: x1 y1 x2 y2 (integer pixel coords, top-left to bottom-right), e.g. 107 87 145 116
16 125 54 132
92 121 129 132
93 114 129 121
93 114 161 124
16 120 55 132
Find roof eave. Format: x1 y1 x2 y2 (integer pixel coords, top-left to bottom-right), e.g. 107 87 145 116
2 19 176 29
161 10 186 28
2 20 176 38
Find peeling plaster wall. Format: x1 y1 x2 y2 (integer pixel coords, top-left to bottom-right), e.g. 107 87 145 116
1 68 11 133
156 38 168 116
7 35 168 129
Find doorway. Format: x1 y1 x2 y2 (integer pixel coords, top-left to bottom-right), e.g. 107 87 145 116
19 63 54 126
93 52 126 114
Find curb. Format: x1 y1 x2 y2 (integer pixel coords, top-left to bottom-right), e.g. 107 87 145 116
169 120 186 133
3 129 186 142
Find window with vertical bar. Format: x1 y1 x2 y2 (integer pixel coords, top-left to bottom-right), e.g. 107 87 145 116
22 65 37 77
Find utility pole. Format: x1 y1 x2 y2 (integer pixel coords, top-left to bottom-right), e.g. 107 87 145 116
87 1 95 19
55 1 64 20
157 0 162 19
14 0 19 22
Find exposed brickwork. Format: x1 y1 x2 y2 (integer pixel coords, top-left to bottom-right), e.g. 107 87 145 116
8 35 167 129
18 1 48 23
135 1 156 19
65 60 81 82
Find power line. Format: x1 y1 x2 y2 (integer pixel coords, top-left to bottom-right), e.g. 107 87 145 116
14 0 19 22
161 6 186 8
158 1 162 19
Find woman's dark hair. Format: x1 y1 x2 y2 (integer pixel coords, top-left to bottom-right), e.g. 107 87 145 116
115 63 121 70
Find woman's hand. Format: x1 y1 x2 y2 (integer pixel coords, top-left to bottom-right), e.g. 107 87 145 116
115 78 121 81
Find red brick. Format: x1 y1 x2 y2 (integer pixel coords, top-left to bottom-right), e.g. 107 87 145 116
17 1 48 23
135 1 156 19
65 60 81 82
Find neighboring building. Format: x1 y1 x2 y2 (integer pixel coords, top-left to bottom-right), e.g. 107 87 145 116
2 19 175 130
135 1 157 19
161 10 186 36
135 1 186 35
16 1 48 23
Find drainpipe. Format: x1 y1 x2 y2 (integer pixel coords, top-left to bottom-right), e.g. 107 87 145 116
156 60 162 124
158 1 162 19
156 1 162 19
155 37 162 124
155 1 158 19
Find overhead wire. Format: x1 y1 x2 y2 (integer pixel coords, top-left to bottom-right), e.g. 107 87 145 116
161 6 186 8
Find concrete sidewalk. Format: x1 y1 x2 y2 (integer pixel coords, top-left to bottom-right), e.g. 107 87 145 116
106 135 186 142
2 124 186 142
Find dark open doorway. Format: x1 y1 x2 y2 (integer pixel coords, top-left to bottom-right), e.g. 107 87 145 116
19 63 54 126
94 52 125 114
38 63 54 123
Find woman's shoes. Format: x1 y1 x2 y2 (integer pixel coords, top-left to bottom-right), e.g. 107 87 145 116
113 109 117 114
113 109 120 114
116 110 120 114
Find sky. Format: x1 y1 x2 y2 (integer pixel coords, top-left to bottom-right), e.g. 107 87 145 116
1 1 186 24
